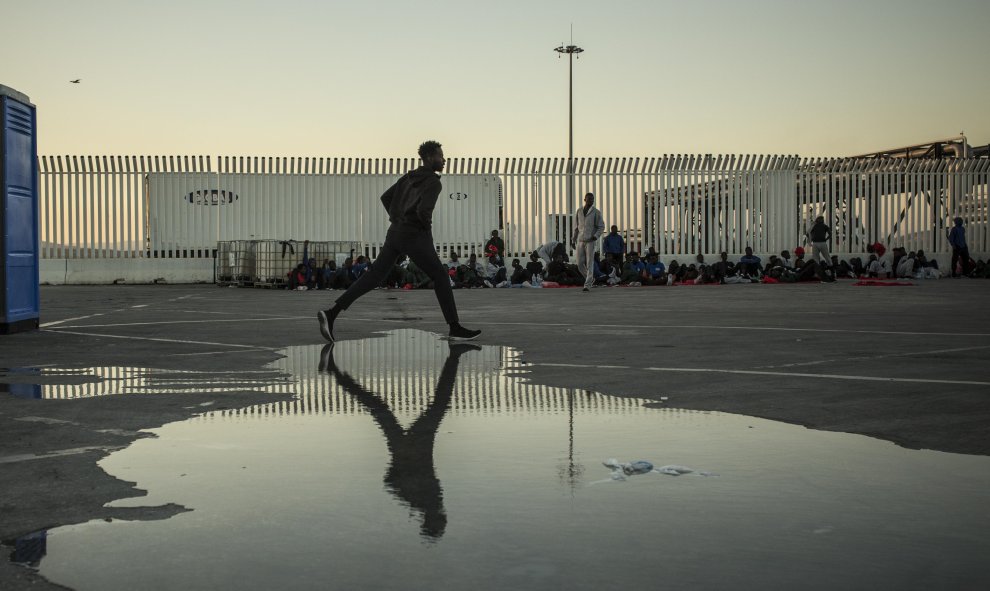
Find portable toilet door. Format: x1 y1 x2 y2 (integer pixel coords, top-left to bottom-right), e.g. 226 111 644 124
0 85 40 334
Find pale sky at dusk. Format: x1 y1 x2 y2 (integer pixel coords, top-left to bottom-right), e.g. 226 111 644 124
3 0 988 158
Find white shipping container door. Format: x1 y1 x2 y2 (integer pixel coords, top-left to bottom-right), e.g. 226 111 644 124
149 173 501 250
147 172 219 251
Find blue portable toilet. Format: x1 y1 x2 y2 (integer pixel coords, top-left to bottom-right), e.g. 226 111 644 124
0 84 40 334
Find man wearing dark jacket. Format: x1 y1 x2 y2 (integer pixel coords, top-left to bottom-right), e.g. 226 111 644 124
318 141 481 342
602 225 625 269
808 216 832 268
948 217 970 277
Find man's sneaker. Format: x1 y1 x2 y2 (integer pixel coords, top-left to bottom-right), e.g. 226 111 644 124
448 342 482 356
317 308 338 342
449 324 482 341
582 287 590 292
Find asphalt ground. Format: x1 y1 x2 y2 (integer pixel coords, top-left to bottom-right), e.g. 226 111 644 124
2 280 989 588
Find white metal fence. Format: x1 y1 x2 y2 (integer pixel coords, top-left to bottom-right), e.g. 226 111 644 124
37 155 989 282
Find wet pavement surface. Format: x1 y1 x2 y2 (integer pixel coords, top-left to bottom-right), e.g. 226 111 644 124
2 283 990 590
6 330 990 590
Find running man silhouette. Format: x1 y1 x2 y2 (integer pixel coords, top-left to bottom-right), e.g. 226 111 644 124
320 340 479 539
318 141 481 342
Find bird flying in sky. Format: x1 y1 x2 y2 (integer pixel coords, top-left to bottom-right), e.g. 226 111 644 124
70 79 81 84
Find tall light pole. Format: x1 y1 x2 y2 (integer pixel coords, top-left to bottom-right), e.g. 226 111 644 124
554 40 583 213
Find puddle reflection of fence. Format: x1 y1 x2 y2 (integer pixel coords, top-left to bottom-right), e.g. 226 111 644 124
202 379 669 421
6 331 715 419
0 367 289 399
8 364 689 418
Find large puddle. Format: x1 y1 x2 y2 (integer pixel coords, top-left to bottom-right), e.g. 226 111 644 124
7 330 990 590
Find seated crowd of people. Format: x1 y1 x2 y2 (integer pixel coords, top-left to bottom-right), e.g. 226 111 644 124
285 236 990 291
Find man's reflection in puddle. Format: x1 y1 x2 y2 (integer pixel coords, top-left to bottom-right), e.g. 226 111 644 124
320 341 479 540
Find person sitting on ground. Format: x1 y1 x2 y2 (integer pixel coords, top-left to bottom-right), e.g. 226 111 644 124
738 247 762 278
711 251 736 283
590 252 611 286
288 263 308 290
849 255 865 277
535 240 567 268
681 260 702 282
485 254 508 287
619 251 645 285
385 254 408 289
456 253 484 288
319 259 337 289
294 240 320 289
771 258 829 283
594 251 617 285
446 252 461 272
602 226 625 267
545 252 583 286
865 254 882 277
330 257 354 290
891 247 906 276
403 259 432 289
643 253 666 286
795 257 834 282
762 255 781 276
779 250 793 268
564 256 585 284
915 250 939 271
525 252 544 280
792 247 807 269
896 251 917 278
607 252 624 273
865 242 892 278
667 259 682 282
830 255 854 278
692 254 717 284
765 261 797 283
351 255 370 281
305 257 319 289
509 258 535 287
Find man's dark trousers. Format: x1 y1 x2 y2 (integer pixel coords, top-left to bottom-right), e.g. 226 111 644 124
334 224 458 324
952 246 971 277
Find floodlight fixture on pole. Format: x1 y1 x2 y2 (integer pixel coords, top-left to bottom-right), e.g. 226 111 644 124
554 42 583 213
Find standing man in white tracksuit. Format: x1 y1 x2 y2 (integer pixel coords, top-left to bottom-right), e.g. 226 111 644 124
571 192 605 292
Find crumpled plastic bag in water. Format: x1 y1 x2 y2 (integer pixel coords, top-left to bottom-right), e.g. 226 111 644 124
601 459 720 482
603 458 654 476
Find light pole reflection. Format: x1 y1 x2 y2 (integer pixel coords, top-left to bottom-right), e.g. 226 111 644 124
557 389 586 491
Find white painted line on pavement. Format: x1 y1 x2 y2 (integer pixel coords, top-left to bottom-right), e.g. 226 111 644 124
347 318 990 337
169 349 275 356
45 329 281 351
47 317 304 329
40 315 990 338
532 362 990 387
0 446 126 465
41 313 108 328
758 344 990 369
